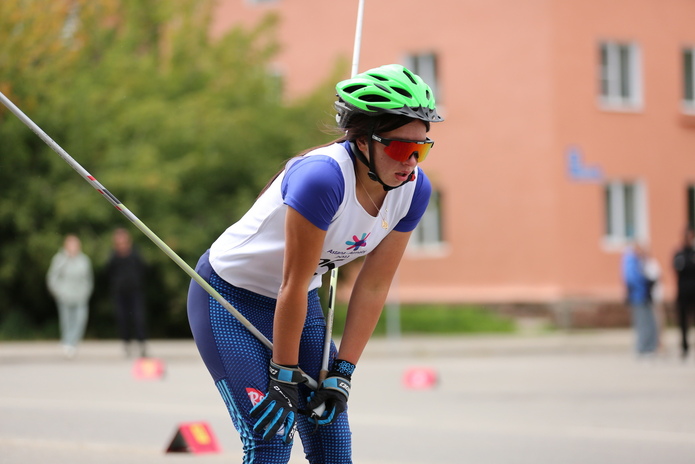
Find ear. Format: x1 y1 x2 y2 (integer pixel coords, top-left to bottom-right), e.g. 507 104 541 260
355 136 368 153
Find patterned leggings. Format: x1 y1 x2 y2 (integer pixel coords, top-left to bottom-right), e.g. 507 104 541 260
187 251 352 463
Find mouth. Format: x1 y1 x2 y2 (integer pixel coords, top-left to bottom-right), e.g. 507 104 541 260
394 171 412 183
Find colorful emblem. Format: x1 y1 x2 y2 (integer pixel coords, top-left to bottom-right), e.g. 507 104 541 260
346 233 370 251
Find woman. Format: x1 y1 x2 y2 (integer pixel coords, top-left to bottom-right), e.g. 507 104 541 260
187 64 443 463
46 234 94 359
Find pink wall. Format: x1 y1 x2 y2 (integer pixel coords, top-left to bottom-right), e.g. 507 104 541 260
213 0 695 305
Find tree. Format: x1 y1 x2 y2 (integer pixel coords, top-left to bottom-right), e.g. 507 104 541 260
0 0 340 338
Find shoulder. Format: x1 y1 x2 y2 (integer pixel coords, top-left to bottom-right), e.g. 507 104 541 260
284 154 344 192
413 168 432 198
282 143 351 199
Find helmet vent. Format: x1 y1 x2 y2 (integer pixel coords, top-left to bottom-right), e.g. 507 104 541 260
402 69 418 85
343 84 367 94
361 95 391 103
392 86 413 99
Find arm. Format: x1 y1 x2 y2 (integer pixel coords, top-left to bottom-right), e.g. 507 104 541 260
272 206 327 366
46 254 60 296
304 229 411 425
338 229 412 364
251 207 327 444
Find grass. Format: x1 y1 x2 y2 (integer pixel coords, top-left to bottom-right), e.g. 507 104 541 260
330 303 516 336
0 303 517 341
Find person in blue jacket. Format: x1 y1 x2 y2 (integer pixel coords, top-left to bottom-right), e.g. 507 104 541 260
622 243 658 357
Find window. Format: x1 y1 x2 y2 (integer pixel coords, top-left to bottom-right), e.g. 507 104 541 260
403 53 440 102
599 41 642 110
409 189 444 250
688 185 695 230
604 181 648 244
684 48 695 112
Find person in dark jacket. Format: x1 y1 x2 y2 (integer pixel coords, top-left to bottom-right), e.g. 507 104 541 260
673 227 695 360
107 228 148 357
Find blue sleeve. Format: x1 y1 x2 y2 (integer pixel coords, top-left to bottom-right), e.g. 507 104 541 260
281 155 345 231
394 170 432 233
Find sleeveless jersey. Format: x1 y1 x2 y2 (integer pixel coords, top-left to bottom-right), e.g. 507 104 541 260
209 141 431 298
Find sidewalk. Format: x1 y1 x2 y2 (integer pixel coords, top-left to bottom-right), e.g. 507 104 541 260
0 327 640 363
3 328 693 464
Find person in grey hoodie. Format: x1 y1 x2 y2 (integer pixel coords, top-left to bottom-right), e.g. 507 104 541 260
47 234 93 359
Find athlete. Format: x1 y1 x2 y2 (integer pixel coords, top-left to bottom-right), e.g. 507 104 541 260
187 64 443 463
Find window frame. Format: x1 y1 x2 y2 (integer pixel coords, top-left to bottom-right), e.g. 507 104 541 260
603 180 649 248
687 185 695 231
683 47 695 113
408 188 446 253
403 52 441 103
599 41 643 111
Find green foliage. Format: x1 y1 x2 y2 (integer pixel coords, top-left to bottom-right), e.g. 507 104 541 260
0 0 337 338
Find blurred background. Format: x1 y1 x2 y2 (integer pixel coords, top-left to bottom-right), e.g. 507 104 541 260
1 0 694 341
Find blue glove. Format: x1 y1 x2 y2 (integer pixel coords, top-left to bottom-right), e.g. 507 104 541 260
250 361 305 443
305 359 354 426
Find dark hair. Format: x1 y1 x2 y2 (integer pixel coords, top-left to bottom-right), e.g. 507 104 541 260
341 112 429 143
257 113 427 197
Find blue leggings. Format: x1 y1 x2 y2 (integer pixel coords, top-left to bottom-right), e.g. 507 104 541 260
187 251 352 463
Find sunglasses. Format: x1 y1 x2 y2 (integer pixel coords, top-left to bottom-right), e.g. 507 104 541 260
371 134 435 163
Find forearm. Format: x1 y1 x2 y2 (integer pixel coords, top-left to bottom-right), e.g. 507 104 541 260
338 230 410 364
338 303 383 364
338 285 389 364
272 285 308 365
273 207 327 366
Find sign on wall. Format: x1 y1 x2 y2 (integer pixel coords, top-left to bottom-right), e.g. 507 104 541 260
566 146 603 182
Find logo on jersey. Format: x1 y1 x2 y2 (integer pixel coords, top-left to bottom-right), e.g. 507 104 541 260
246 387 264 406
346 232 370 251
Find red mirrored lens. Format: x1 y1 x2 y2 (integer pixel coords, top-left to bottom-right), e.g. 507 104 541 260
382 139 434 163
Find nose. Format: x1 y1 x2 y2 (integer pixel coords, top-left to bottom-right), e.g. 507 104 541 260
403 152 419 165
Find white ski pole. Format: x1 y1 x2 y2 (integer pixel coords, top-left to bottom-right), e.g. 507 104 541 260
317 0 366 389
0 91 319 390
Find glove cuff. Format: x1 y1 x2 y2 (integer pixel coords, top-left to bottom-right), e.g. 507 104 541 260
331 359 355 379
322 375 351 400
269 360 306 385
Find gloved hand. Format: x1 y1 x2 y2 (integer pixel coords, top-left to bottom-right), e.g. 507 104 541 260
305 359 354 426
250 361 306 443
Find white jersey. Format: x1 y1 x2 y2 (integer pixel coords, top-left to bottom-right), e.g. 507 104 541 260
209 141 430 298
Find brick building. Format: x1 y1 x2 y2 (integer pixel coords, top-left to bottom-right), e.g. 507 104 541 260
212 0 695 324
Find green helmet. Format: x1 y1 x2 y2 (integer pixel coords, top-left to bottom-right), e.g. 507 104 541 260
335 64 443 128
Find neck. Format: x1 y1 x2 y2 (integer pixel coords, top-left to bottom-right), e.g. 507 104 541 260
356 163 386 203
354 159 392 229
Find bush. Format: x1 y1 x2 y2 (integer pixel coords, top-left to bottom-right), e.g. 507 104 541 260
329 303 516 336
0 310 58 340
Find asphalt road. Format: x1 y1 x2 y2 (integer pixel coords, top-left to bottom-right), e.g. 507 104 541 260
2 329 695 463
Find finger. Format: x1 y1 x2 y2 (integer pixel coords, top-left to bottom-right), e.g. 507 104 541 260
282 412 297 444
306 391 327 410
249 395 275 419
316 407 336 426
252 403 280 433
260 408 287 440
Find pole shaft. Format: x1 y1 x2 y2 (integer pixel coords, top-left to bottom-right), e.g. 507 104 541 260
0 91 319 389
351 0 366 78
